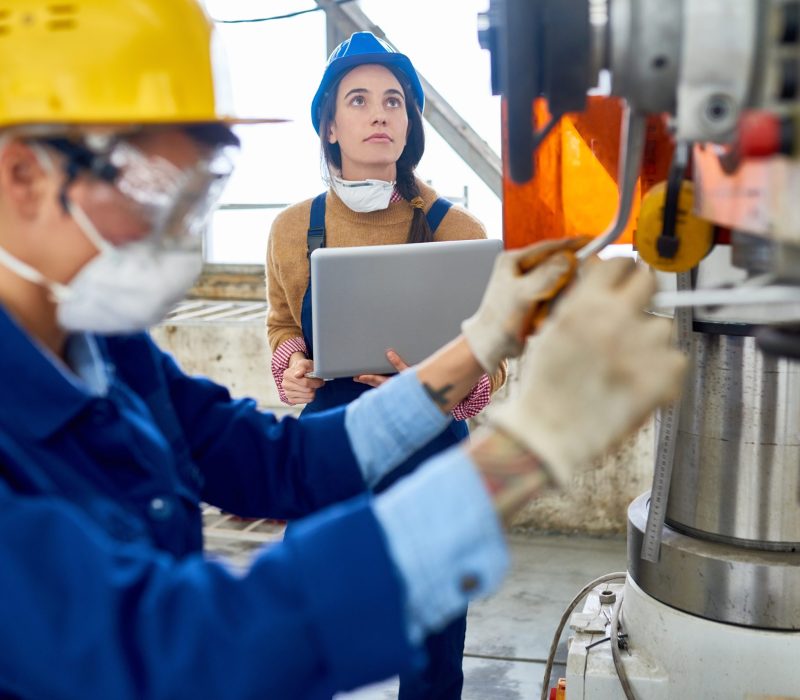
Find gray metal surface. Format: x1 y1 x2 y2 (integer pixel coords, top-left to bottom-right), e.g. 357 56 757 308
665 331 800 548
652 284 800 310
575 107 647 259
733 230 800 282
588 0 609 87
629 493 800 629
609 0 682 113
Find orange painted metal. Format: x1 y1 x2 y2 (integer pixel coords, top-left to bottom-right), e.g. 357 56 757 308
502 97 674 249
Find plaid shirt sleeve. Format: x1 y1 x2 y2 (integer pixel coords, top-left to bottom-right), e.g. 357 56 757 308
451 373 492 421
271 336 308 405
272 334 492 416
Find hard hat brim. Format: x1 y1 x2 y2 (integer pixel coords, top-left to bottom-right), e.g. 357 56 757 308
0 117 291 132
310 52 425 134
217 117 290 125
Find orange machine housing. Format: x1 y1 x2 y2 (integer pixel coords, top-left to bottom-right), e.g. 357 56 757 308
502 97 674 249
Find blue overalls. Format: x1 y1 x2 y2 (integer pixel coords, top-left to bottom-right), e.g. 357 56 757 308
299 193 470 699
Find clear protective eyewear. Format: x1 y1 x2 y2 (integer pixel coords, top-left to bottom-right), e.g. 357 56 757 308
30 131 235 251
106 139 234 250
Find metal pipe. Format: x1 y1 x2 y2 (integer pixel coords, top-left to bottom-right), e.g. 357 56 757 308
652 285 800 309
576 106 647 260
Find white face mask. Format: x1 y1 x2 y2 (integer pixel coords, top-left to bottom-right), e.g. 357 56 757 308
331 175 395 213
57 203 203 333
0 140 206 334
0 200 202 334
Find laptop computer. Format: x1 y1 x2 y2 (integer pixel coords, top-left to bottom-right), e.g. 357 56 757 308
309 238 503 379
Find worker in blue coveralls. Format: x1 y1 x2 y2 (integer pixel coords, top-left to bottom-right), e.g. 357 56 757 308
0 1 686 699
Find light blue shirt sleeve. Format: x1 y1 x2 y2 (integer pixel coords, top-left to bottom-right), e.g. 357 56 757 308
344 368 452 487
372 445 509 643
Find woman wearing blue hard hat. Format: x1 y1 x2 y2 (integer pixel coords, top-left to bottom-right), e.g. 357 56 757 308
266 31 506 699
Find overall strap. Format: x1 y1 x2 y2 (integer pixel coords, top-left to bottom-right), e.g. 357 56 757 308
301 193 328 359
307 192 327 257
425 197 453 234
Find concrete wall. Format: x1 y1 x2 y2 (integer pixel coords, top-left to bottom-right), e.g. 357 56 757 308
151 316 300 419
470 355 655 535
514 423 654 535
152 309 653 535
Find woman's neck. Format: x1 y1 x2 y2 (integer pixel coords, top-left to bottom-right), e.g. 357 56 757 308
339 160 397 182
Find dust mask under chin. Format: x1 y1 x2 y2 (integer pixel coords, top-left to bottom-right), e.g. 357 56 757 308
331 175 395 213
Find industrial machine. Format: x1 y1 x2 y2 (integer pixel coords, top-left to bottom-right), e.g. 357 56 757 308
480 1 800 697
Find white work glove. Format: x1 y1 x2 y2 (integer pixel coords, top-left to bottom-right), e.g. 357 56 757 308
488 258 687 487
462 240 579 374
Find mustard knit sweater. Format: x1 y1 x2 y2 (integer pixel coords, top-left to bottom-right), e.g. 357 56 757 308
266 179 507 391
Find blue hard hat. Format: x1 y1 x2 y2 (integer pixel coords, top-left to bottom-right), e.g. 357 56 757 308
311 31 425 134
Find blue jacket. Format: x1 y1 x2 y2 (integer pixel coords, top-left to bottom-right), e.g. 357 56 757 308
0 309 418 699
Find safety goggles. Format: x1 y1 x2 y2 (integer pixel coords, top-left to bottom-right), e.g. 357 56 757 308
37 132 235 250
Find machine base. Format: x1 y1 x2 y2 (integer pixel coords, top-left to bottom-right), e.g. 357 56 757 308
565 577 800 699
628 492 800 629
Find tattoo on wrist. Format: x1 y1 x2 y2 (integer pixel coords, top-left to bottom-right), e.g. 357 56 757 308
423 382 455 408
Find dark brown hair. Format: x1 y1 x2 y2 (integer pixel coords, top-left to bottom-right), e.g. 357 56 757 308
184 123 241 149
318 65 434 243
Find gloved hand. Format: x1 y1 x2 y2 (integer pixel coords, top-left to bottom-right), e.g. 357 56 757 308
488 257 687 487
462 239 587 373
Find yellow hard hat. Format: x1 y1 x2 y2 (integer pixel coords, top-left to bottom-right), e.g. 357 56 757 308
0 0 281 128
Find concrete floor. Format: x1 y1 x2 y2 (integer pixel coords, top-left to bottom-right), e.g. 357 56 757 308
202 510 626 700
335 534 626 700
